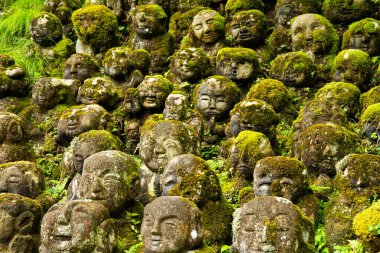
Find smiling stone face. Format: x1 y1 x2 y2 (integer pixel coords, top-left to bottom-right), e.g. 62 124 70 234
132 5 167 39
137 76 173 112
191 9 224 44
141 196 202 253
40 200 114 253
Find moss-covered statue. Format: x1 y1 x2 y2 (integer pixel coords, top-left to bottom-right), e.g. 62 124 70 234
63 53 101 82
140 196 204 252
332 49 373 92
269 0 320 54
54 104 111 146
166 47 212 93
353 201 380 252
223 130 274 202
77 77 123 110
291 13 340 83
253 156 319 223
0 193 43 253
72 5 119 61
29 12 75 77
360 103 380 144
128 4 174 74
228 10 274 65
0 111 34 164
224 0 264 21
194 76 241 144
361 86 380 112
324 154 380 251
231 196 315 253
161 154 234 250
138 119 199 204
269 51 316 88
40 200 116 253
246 78 296 119
342 18 380 57
216 47 260 94
180 9 226 65
292 123 360 179
102 47 151 88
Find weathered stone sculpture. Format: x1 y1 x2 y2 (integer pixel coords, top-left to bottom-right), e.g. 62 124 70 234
40 200 115 253
141 196 203 253
232 196 315 253
0 55 29 99
63 53 101 82
0 193 42 253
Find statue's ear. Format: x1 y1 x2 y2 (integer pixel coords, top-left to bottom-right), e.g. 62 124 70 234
15 211 34 234
187 207 203 249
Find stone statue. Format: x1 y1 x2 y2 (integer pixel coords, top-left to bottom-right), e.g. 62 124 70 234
0 193 42 253
63 53 101 82
232 196 315 253
0 55 29 99
141 196 203 253
40 200 116 253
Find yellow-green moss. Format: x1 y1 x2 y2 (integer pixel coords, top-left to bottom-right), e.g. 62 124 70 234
353 201 380 242
322 0 374 24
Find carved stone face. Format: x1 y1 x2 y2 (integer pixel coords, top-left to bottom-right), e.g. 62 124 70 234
236 197 312 253
102 47 132 80
0 112 23 144
230 12 266 47
196 78 235 121
216 56 255 82
141 196 202 253
291 14 330 54
163 94 187 121
77 77 112 105
253 157 308 202
347 21 380 56
172 49 203 82
40 200 112 253
138 77 172 111
78 151 139 215
32 78 69 110
133 9 164 38
276 3 294 26
72 142 98 175
124 89 141 114
0 163 44 198
192 10 221 44
63 54 98 82
30 13 62 47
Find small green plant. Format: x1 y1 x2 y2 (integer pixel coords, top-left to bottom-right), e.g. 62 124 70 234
201 144 220 160
369 223 380 235
221 245 231 253
125 238 143 253
333 240 364 253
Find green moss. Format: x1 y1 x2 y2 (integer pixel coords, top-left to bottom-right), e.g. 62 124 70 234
361 103 380 123
217 47 259 64
322 0 373 24
77 129 122 149
31 11 62 45
342 18 380 52
353 201 380 242
225 0 265 18
238 186 254 206
361 86 380 111
72 5 118 53
131 4 167 22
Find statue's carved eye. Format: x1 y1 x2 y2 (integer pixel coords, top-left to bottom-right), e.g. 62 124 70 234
194 24 202 30
7 175 21 183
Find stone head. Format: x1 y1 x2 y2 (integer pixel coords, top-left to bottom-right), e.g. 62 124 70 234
342 18 380 57
78 151 140 216
322 0 374 24
335 154 380 196
102 47 133 80
132 4 167 38
131 49 151 74
254 157 309 202
0 161 44 199
77 77 121 109
32 77 74 110
63 53 101 82
269 51 316 88
123 88 141 114
332 49 372 91
191 9 225 44
171 47 211 83
163 92 188 121
140 120 198 173
0 193 42 246
361 103 380 143
195 76 241 121
137 75 173 112
229 10 267 48
228 130 274 180
40 200 115 253
0 112 23 144
216 47 260 83
233 196 314 253
275 0 320 27
162 154 221 206
141 196 203 253
291 14 339 55
225 0 265 21
72 130 122 174
229 100 279 138
30 12 62 47
55 104 110 146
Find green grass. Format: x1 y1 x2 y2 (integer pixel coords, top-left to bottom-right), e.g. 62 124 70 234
0 0 45 83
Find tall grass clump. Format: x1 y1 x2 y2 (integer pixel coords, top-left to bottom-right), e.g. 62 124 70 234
0 0 45 83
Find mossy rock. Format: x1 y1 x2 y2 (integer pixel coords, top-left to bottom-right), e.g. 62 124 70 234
361 86 380 112
332 49 372 92
269 51 316 88
322 0 374 24
72 5 118 53
30 11 62 47
225 0 265 20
